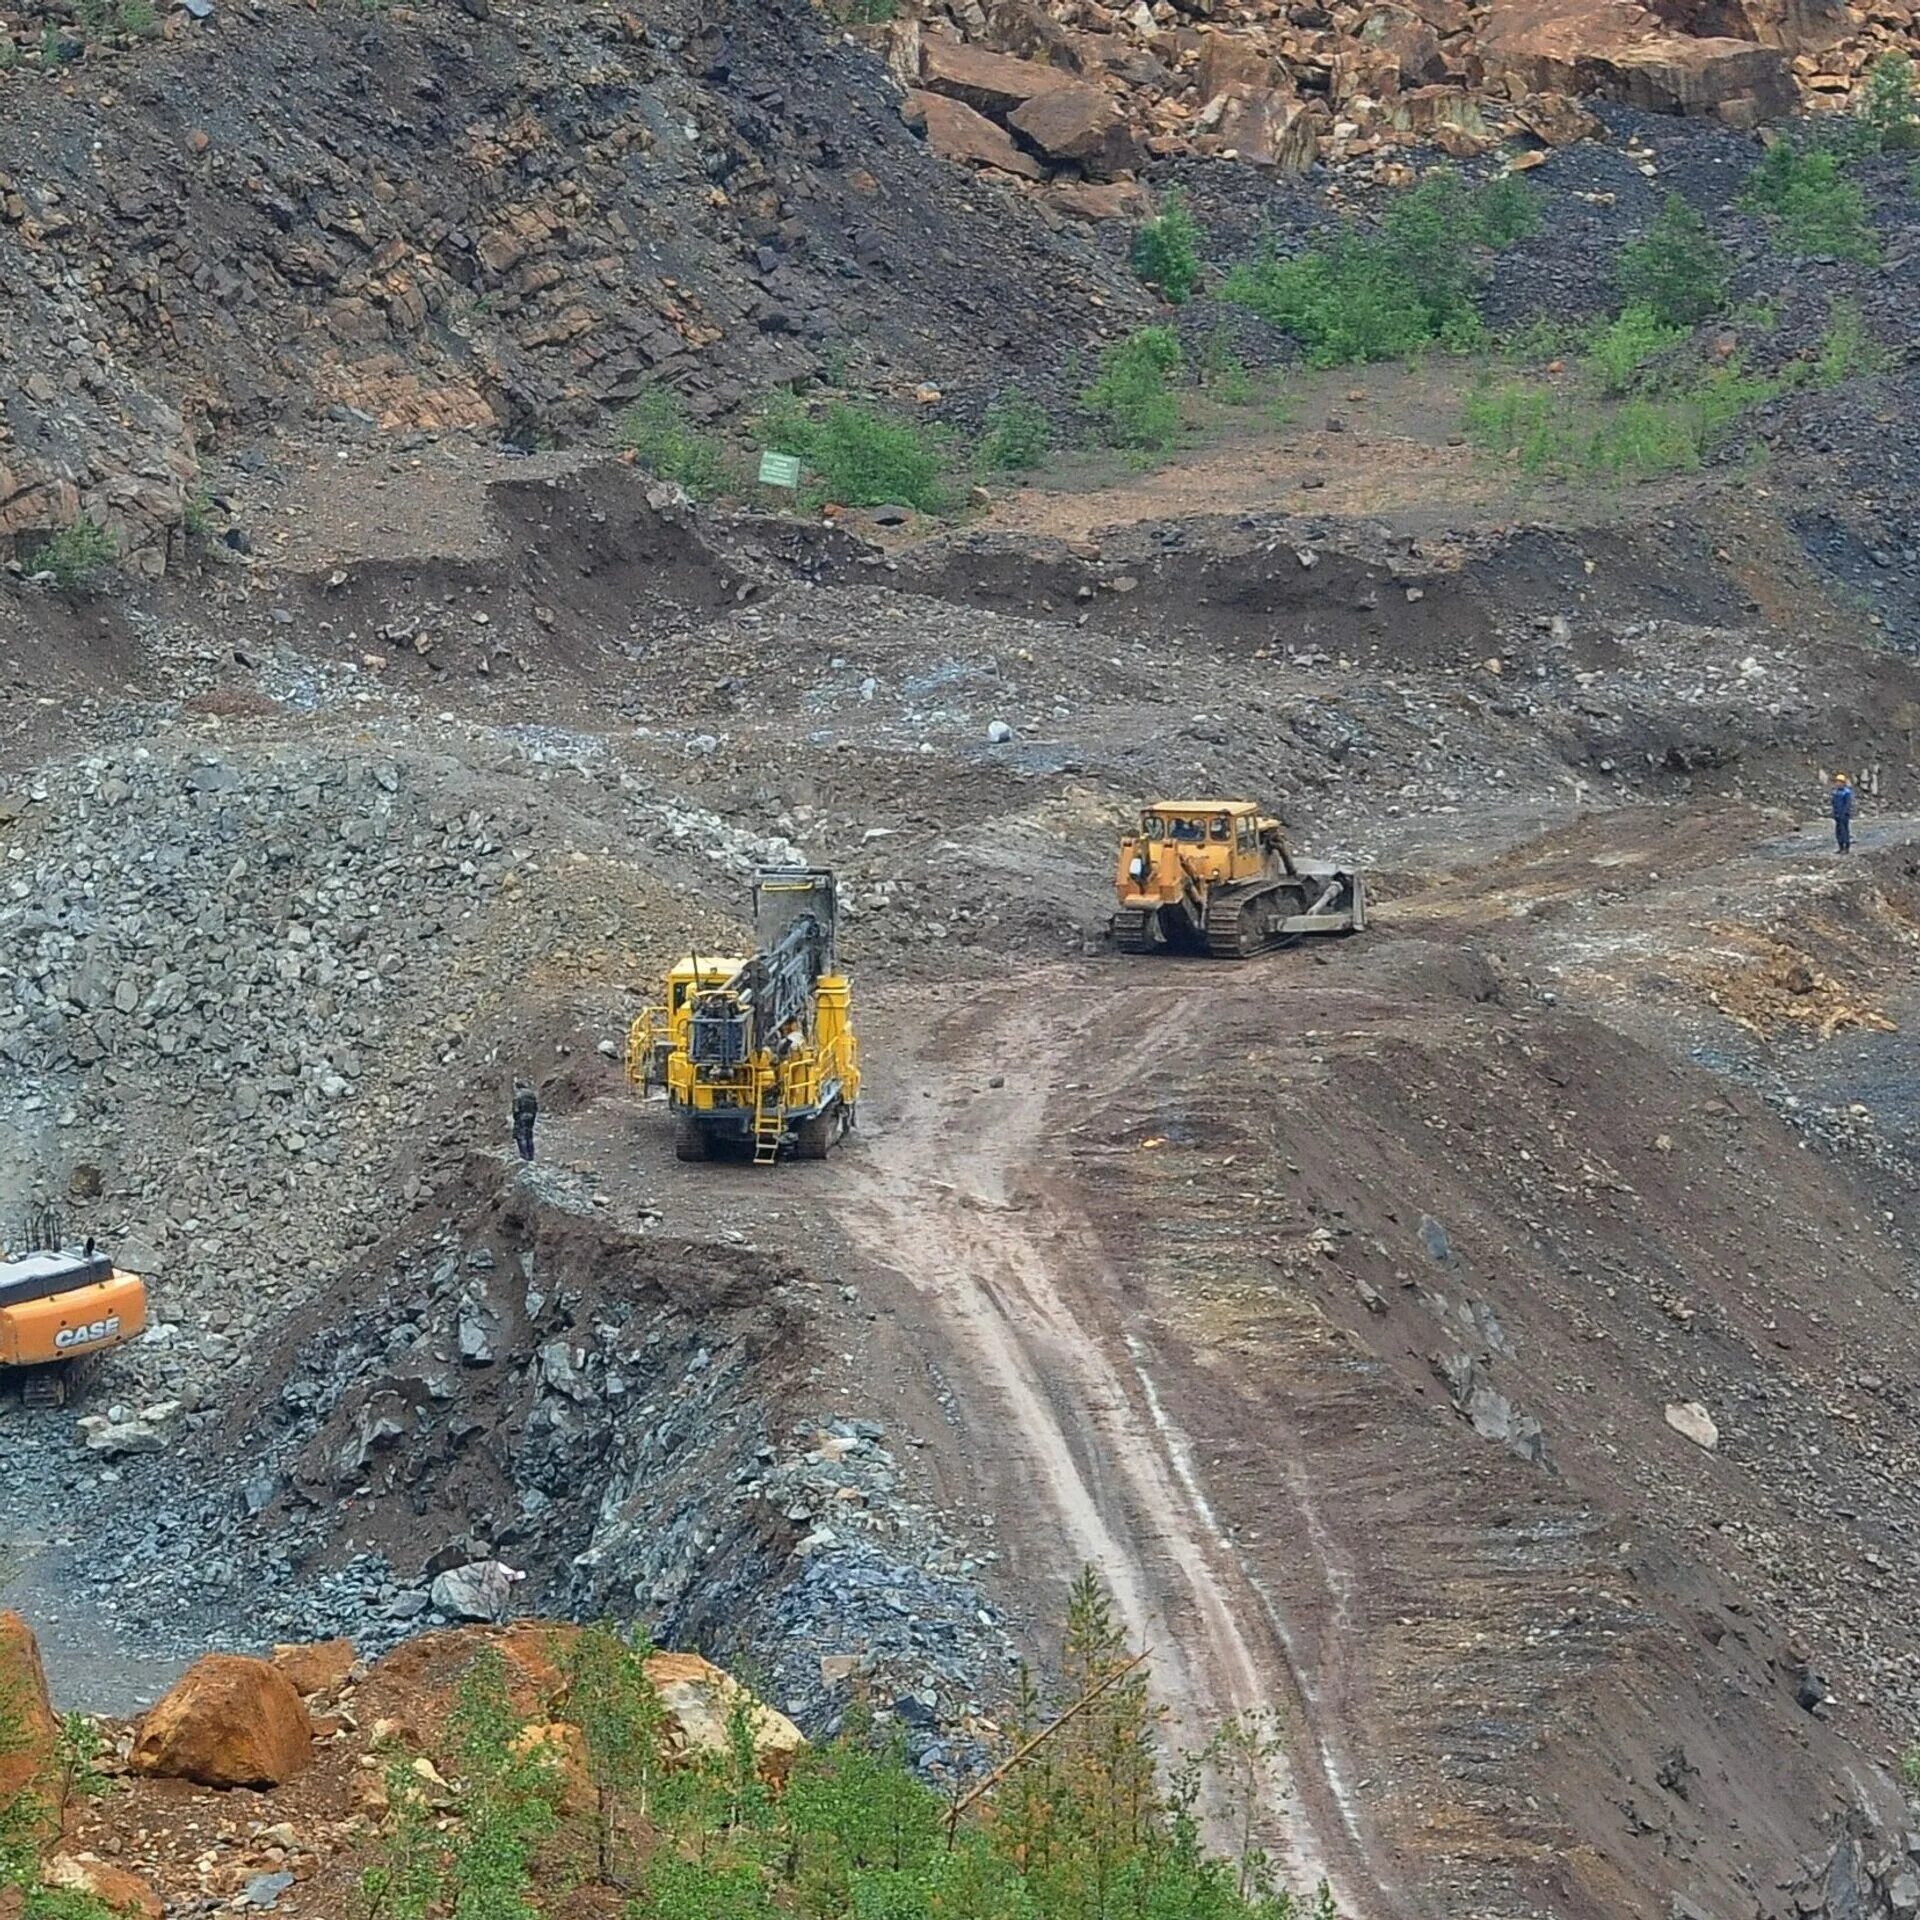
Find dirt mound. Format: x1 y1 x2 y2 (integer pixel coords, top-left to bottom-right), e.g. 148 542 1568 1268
844 930 1920 1917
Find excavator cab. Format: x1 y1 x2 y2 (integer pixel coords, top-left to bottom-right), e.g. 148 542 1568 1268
0 1229 148 1406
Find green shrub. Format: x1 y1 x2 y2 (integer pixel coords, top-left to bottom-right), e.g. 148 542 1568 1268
759 398 956 512
0 36 17 69
978 390 1053 471
115 0 157 35
30 521 115 592
617 391 736 501
335 1586 1316 1920
444 1651 560 1920
1742 141 1880 262
1473 173 1542 249
1586 305 1688 397
1080 326 1185 451
1615 195 1731 329
1221 169 1533 367
1222 240 1435 367
1861 51 1920 151
1813 297 1889 386
1130 189 1204 305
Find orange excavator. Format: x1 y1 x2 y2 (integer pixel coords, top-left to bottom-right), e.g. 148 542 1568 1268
0 1210 147 1406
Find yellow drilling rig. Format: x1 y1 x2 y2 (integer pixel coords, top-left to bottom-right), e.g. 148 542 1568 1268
628 868 860 1165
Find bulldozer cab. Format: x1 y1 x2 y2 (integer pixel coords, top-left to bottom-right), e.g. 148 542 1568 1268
1138 802 1266 878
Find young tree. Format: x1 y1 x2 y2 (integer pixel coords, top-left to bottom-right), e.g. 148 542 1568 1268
1615 196 1731 329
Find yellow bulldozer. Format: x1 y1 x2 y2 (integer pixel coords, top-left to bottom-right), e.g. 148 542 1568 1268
0 1212 148 1406
1113 799 1365 957
628 867 860 1164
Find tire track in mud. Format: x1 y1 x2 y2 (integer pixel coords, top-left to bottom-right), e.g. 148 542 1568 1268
842 973 1402 1920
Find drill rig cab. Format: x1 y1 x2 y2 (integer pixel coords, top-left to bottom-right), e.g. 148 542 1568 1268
1113 800 1365 958
629 867 860 1165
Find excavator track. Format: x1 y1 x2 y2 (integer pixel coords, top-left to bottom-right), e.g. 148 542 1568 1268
1112 908 1160 954
18 1358 91 1410
1203 882 1308 959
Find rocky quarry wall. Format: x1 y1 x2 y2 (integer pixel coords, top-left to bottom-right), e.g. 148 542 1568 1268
0 0 1915 573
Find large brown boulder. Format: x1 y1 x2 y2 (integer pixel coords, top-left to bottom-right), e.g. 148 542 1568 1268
1049 179 1156 222
1603 36 1797 117
919 37 1073 118
1480 0 1795 119
642 1652 807 1785
906 91 1046 179
1009 83 1141 177
43 1857 164 1920
131 1655 313 1790
1652 0 1850 50
1195 29 1279 101
0 1615 60 1845
271 1638 358 1701
1207 87 1325 170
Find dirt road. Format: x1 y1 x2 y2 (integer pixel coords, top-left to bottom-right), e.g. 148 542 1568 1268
841 973 1398 1918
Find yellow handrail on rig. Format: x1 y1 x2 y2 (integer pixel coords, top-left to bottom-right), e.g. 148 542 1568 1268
626 868 860 1165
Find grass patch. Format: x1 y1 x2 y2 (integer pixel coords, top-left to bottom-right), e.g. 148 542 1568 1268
1130 189 1204 305
1221 169 1538 367
617 390 737 501
1197 330 1257 405
29 521 115 592
1812 297 1891 386
978 389 1053 472
1459 301 1876 483
1080 326 1185 453
1586 305 1689 397
1741 140 1881 262
758 395 957 512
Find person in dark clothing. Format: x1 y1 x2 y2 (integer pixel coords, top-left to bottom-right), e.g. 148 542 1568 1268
511 1079 538 1161
1831 773 1854 854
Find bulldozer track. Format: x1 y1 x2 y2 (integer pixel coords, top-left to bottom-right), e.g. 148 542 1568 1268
1112 908 1159 954
1203 881 1307 959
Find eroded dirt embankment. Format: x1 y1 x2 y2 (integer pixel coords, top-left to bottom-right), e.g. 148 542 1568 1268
830 921 1920 1920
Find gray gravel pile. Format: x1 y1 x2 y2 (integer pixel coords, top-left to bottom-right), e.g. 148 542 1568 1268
0 741 518 1374
64 1186 1018 1772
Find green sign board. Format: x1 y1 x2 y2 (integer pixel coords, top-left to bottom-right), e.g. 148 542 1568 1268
757 451 803 490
